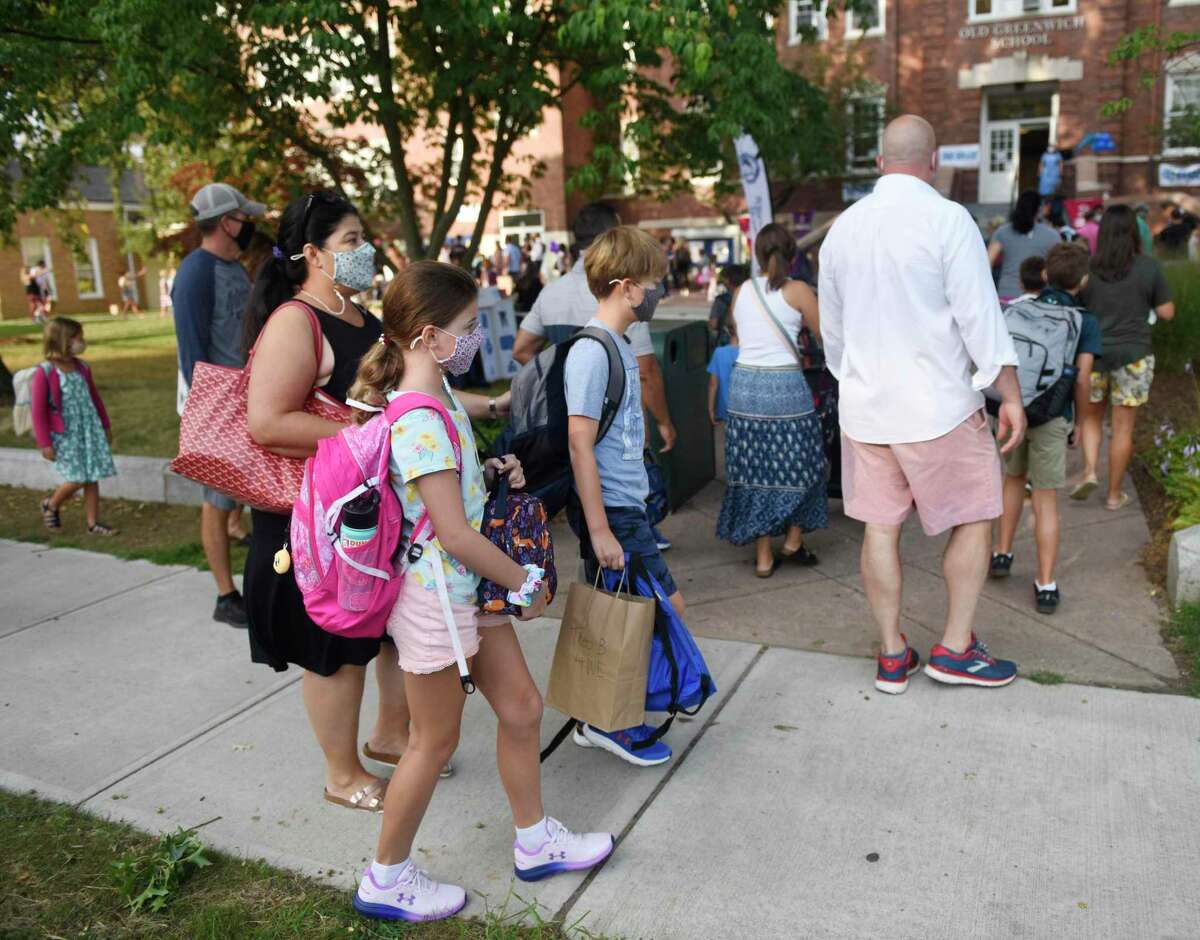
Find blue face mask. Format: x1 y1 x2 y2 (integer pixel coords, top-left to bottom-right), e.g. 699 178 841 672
322 242 376 293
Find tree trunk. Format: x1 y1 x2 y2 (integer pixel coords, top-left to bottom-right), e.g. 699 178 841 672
0 355 14 405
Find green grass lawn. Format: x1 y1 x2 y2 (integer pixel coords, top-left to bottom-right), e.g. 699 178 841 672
0 316 181 456
0 483 250 572
0 789 592 939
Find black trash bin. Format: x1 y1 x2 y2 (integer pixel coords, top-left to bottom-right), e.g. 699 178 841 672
647 319 715 510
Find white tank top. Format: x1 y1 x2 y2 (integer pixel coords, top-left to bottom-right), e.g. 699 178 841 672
732 277 804 368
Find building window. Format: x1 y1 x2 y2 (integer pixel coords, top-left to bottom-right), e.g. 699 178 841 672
19 237 56 299
73 238 103 299
847 95 885 174
1165 56 1200 155
787 0 828 43
846 0 885 38
968 0 1074 21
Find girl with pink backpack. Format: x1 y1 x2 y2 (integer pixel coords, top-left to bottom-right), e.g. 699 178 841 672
347 261 613 924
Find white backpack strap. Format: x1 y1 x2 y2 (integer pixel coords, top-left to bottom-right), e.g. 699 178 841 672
333 539 390 580
423 540 476 694
323 476 384 536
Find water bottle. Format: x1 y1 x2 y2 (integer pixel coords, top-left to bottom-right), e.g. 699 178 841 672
340 490 380 547
338 490 380 611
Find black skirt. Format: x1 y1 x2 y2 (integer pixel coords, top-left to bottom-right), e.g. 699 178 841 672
245 509 387 676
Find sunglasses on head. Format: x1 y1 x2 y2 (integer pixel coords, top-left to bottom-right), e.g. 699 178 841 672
299 190 342 238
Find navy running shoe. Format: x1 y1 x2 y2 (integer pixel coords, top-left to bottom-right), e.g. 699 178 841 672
875 634 921 694
924 634 1017 688
573 722 672 767
651 525 672 551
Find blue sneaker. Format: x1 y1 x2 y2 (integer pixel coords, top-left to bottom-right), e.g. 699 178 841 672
573 722 672 767
651 525 672 551
924 634 1017 688
875 634 921 694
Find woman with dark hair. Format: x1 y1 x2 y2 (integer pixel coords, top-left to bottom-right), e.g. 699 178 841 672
241 191 404 812
1074 204 1175 509
988 190 1060 302
716 223 827 576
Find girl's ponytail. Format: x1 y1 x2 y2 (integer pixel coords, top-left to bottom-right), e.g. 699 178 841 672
347 339 405 424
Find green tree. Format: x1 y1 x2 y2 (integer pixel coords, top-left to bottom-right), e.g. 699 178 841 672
1 1 866 259
1106 26 1200 150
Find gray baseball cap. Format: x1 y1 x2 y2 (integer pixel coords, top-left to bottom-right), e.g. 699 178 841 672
190 183 266 222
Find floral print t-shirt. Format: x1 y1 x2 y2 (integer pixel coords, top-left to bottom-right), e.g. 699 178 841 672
386 389 485 604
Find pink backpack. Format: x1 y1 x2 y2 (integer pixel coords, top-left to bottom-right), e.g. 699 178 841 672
290 392 461 640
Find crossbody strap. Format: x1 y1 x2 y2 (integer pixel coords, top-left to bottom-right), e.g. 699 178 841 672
748 277 804 367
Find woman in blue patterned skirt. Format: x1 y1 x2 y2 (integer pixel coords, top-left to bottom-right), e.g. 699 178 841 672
716 224 828 577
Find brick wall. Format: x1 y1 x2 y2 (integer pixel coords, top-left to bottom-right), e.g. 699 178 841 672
0 209 147 321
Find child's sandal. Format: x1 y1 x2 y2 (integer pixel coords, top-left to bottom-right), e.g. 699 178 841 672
87 522 117 537
41 498 61 530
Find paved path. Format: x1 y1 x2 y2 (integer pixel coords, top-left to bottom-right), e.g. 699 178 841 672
2 512 1197 937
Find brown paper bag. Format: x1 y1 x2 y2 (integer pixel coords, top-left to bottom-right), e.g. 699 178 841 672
545 572 656 733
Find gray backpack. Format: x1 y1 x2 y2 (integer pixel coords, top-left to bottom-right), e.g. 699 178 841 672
985 297 1082 427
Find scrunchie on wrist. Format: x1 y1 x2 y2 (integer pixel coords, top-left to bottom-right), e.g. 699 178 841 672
507 564 545 608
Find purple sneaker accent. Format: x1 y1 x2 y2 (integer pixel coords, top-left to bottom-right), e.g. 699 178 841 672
513 817 614 882
353 866 467 922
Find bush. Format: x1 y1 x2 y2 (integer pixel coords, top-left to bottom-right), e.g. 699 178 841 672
1157 262 1200 373
1148 380 1200 529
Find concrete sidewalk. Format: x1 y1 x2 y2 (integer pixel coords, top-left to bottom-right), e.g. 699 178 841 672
3 536 1198 938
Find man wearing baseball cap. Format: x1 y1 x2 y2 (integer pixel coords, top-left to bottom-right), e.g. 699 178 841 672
172 182 265 628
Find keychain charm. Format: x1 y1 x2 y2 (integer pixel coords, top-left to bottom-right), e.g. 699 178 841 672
273 542 291 574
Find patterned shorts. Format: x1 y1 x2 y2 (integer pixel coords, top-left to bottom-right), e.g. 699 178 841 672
1089 355 1155 408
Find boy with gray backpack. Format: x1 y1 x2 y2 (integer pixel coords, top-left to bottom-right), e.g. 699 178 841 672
988 242 1102 613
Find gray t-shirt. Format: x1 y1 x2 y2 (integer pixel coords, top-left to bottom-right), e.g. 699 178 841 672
564 318 648 509
991 222 1061 299
1080 255 1173 369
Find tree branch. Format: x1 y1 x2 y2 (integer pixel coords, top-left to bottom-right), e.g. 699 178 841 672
0 26 102 45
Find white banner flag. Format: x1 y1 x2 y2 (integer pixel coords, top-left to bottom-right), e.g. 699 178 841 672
734 133 771 273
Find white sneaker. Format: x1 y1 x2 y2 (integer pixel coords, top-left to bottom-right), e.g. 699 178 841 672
353 863 467 922
513 816 614 882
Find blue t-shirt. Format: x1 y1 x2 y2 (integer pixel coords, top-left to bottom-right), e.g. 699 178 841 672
706 344 739 421
172 248 250 385
564 318 648 509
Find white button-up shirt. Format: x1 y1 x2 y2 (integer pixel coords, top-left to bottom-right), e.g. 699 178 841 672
818 173 1018 444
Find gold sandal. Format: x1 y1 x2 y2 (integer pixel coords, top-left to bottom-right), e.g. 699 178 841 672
363 742 454 779
323 777 387 812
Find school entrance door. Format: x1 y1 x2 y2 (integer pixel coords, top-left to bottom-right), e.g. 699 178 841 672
978 87 1058 205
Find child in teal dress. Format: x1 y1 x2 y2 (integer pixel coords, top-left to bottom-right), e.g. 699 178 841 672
31 317 118 535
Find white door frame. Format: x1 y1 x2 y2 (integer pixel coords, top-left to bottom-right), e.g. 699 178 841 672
979 89 1059 204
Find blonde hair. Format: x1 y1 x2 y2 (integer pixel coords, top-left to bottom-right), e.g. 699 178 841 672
347 261 477 422
43 316 82 361
585 226 668 300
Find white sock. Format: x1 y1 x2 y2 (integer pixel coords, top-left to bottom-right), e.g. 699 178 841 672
1035 580 1057 592
515 817 549 852
370 858 411 886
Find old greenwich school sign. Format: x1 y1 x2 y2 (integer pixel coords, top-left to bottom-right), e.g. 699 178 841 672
960 15 1086 51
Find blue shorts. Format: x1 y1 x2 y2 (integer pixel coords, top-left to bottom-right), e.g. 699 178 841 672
203 487 237 512
567 503 678 597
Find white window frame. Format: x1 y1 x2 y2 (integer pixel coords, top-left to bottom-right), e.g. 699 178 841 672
846 0 885 39
787 0 828 44
967 0 1076 24
73 238 104 300
846 93 886 176
1168 0 1200 7
1164 55 1200 157
19 237 56 299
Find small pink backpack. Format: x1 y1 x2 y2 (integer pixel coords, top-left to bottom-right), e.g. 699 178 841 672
290 392 461 639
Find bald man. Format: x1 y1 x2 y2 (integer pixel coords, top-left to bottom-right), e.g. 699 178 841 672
819 114 1027 693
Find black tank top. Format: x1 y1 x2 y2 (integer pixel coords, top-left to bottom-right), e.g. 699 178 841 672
311 302 381 403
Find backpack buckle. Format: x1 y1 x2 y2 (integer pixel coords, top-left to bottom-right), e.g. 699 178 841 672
407 543 424 564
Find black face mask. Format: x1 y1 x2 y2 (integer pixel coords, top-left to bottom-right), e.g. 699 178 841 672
230 218 255 252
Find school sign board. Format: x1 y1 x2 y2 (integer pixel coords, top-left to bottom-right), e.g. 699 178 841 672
1159 163 1200 187
938 144 981 169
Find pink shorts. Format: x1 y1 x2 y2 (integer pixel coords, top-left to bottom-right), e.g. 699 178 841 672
842 410 1002 536
386 581 509 675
